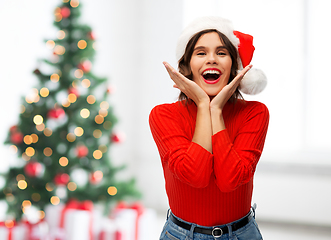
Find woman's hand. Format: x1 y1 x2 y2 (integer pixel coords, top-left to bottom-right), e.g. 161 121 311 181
210 65 252 111
163 61 210 106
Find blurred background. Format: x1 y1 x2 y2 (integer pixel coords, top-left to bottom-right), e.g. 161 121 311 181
0 0 330 239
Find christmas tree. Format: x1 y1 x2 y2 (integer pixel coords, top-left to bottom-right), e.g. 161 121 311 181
1 0 139 221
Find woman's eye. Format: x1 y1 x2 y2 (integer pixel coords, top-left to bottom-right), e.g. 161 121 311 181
217 52 226 56
197 52 205 56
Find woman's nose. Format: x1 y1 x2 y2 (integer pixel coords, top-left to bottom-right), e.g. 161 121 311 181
206 53 217 64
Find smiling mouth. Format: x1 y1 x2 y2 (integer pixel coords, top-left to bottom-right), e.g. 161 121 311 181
202 69 221 84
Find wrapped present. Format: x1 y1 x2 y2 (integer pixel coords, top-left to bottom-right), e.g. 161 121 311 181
0 221 28 240
110 202 157 240
45 199 93 240
98 218 122 240
45 203 65 240
22 219 49 240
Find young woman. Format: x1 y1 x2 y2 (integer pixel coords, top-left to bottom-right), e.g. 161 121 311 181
149 16 269 240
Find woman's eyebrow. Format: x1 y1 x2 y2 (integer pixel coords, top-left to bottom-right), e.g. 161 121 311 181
193 45 227 51
193 46 206 51
216 46 227 50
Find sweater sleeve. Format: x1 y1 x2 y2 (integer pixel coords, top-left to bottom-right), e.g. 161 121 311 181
149 104 213 188
213 102 269 192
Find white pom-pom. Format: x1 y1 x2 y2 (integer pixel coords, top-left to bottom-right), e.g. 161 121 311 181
239 68 267 95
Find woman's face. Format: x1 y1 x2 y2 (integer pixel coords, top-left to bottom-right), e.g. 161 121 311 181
189 31 232 96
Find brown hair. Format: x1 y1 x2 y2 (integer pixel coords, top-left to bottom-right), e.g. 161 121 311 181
177 29 242 102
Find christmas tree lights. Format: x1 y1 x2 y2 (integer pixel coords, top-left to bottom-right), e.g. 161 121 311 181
1 0 139 221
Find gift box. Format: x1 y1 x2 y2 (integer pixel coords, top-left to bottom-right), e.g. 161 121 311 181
98 218 122 240
22 220 49 240
0 221 28 240
106 202 157 240
45 199 93 240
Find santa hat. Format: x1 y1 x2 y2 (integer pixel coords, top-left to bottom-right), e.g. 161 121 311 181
176 16 267 95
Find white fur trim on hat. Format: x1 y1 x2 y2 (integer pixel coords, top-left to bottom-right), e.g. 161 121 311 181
176 16 239 62
176 16 267 95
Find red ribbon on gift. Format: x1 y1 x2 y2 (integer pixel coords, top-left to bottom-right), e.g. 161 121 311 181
0 220 17 240
22 219 45 240
58 199 94 240
115 202 144 240
99 230 122 240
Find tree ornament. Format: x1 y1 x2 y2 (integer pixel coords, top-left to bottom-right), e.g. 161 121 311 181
87 31 95 40
47 108 65 119
107 85 115 94
68 87 80 97
111 132 125 143
24 161 43 177
10 131 24 145
89 170 103 185
76 145 88 158
60 7 71 18
33 69 41 75
54 173 70 185
77 60 92 73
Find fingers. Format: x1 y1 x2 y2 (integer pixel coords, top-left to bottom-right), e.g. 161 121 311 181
237 64 252 79
229 64 252 88
163 61 187 88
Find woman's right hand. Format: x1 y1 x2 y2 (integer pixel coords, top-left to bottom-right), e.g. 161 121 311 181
163 61 210 106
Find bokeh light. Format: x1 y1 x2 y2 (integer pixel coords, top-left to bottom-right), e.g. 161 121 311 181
50 73 60 82
80 108 90 118
74 127 84 137
93 150 102 159
93 129 102 138
107 186 117 196
87 95 96 104
77 40 87 49
54 45 65 55
100 101 109 110
45 183 54 192
68 93 77 103
44 147 53 157
95 115 104 124
18 180 27 190
67 182 77 191
33 115 43 125
36 123 45 132
57 30 66 40
24 135 33 145
59 157 69 167
74 69 84 78
50 196 60 205
81 79 90 88
70 0 80 8
66 133 76 142
25 147 35 157
46 40 55 49
44 128 53 137
40 87 49 97
32 193 41 202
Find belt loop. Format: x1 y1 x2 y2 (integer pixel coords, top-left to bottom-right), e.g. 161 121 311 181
166 209 171 220
188 223 196 240
252 203 257 218
226 223 233 238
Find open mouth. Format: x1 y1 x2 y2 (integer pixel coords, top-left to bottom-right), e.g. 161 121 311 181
202 69 221 84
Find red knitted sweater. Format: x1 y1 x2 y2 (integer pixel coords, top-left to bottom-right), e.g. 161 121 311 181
149 99 269 226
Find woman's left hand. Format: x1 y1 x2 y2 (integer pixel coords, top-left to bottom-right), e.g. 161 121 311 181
210 65 252 111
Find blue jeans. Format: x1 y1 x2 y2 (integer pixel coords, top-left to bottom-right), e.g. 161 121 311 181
159 205 263 240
